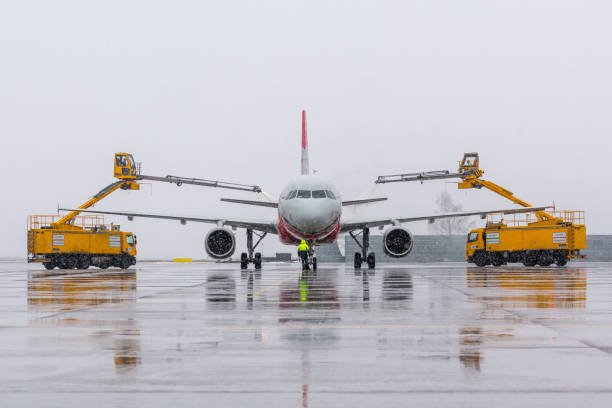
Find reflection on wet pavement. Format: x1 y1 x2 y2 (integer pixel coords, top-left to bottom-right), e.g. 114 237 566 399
27 271 141 372
1 261 612 406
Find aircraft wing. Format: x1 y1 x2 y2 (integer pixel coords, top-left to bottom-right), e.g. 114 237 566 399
220 198 278 208
59 208 278 234
342 197 387 206
340 206 550 233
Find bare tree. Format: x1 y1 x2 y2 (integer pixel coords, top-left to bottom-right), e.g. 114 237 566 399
428 191 474 235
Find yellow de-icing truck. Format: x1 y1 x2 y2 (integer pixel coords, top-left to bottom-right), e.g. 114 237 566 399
458 153 587 267
28 152 264 270
466 210 587 267
27 153 140 270
375 152 587 267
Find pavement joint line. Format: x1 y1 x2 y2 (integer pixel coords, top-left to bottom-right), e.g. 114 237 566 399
415 270 612 357
251 271 301 299
6 323 612 330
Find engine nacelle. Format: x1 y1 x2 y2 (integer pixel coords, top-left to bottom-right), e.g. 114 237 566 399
204 228 236 259
382 227 414 258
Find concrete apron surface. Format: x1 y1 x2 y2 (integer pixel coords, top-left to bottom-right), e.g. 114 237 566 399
1 261 612 407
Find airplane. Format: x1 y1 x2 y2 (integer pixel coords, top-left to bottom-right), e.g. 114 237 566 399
64 110 547 270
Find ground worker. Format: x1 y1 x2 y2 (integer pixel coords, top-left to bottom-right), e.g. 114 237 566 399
297 239 310 269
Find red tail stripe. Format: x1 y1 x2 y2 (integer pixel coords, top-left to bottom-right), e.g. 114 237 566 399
301 110 307 149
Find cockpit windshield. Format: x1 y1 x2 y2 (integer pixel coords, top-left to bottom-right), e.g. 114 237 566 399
286 189 337 199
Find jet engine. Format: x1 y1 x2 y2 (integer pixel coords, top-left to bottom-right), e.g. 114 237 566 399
204 228 236 259
382 227 414 258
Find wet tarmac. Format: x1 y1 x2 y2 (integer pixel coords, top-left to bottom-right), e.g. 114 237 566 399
2 261 612 407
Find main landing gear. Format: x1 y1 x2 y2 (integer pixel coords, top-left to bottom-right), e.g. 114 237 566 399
349 227 376 269
240 228 267 270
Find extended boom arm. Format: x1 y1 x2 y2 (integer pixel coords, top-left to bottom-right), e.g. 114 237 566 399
375 152 558 222
52 180 139 227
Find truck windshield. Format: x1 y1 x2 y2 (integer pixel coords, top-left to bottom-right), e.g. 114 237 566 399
467 232 479 242
126 235 134 245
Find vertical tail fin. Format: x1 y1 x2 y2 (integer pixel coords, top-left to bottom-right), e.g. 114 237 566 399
301 110 310 175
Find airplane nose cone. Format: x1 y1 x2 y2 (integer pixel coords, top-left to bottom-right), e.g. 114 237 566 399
285 202 339 235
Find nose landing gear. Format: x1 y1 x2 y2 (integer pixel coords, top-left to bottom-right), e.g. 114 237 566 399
299 244 317 271
240 229 267 270
349 227 376 269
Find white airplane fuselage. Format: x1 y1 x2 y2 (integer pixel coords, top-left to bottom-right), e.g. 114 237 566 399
277 175 342 244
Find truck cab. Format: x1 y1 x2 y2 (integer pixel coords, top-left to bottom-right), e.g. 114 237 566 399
466 228 485 261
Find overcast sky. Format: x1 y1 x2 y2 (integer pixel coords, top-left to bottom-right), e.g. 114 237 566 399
1 0 610 259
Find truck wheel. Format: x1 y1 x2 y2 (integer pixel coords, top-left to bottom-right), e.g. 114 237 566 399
77 255 90 269
537 251 552 267
491 253 504 267
523 251 537 267
61 255 77 269
43 261 55 270
473 251 488 267
119 255 132 269
508 252 521 263
556 257 568 266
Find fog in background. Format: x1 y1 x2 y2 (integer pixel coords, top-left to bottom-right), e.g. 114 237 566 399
1 0 610 259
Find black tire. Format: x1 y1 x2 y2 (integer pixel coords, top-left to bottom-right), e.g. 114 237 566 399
473 251 488 267
523 251 537 267
490 253 504 267
254 252 262 270
556 258 568 266
99 260 110 269
312 257 317 271
367 252 375 269
43 261 55 270
508 252 522 263
354 252 362 269
77 255 90 270
537 251 552 267
62 254 77 269
119 255 132 269
240 253 248 270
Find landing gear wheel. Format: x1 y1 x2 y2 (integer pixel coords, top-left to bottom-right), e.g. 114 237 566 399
490 253 504 267
473 251 488 267
77 255 91 270
254 252 262 270
119 255 132 269
240 253 248 270
354 252 362 269
537 251 552 267
312 257 317 271
523 251 537 267
367 252 375 269
43 261 55 270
